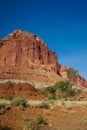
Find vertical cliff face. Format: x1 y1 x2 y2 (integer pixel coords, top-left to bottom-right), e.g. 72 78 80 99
0 30 59 73
0 29 87 88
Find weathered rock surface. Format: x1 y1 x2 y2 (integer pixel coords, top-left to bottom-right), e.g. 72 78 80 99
59 65 87 88
0 29 87 88
0 30 59 73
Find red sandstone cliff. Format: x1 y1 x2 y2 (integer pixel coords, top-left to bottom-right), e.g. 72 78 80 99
0 30 59 73
59 65 87 88
0 29 87 88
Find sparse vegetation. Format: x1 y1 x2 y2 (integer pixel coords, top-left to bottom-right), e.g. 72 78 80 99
0 103 11 115
40 86 56 100
4 94 14 101
22 119 39 130
66 68 78 82
54 80 78 99
48 95 56 100
38 102 49 109
0 104 6 115
21 115 47 130
41 80 79 100
28 101 49 109
36 114 47 125
45 86 56 94
11 97 28 107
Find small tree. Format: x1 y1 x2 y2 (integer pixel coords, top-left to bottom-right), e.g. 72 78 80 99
54 80 76 98
54 80 72 93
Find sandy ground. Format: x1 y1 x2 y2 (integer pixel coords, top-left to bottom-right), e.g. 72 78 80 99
1 100 87 130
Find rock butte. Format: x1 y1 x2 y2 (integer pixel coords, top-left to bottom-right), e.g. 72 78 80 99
0 29 87 88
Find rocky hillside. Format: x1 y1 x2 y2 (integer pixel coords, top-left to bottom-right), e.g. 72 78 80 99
0 29 87 88
59 65 87 87
0 81 41 99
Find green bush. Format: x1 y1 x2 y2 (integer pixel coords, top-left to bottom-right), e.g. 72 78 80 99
40 86 56 100
59 95 66 99
36 114 47 125
54 81 72 93
4 94 14 101
0 104 11 115
66 69 78 81
41 80 78 100
11 97 28 107
54 80 76 98
66 88 76 97
46 86 56 94
48 95 56 100
55 80 71 88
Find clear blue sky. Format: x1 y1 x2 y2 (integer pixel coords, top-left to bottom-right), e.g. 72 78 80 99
0 0 87 79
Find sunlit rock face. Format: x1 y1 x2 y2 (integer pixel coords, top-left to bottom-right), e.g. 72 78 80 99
0 29 87 88
0 30 59 73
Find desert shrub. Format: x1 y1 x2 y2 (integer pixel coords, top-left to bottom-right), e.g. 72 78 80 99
66 69 78 82
66 88 76 97
0 104 6 115
36 114 47 125
45 86 56 94
54 81 66 89
23 119 39 130
28 101 49 109
0 104 11 115
54 80 72 92
39 102 49 109
41 80 78 100
39 90 48 97
58 95 66 99
54 80 77 98
76 89 82 95
21 115 47 130
42 86 57 100
48 95 56 100
4 94 14 101
11 97 28 107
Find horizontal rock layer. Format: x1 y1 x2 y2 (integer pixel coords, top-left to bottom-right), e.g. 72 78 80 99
0 29 87 88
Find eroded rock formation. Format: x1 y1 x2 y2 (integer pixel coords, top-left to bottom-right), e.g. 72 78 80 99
0 29 87 88
0 30 59 73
